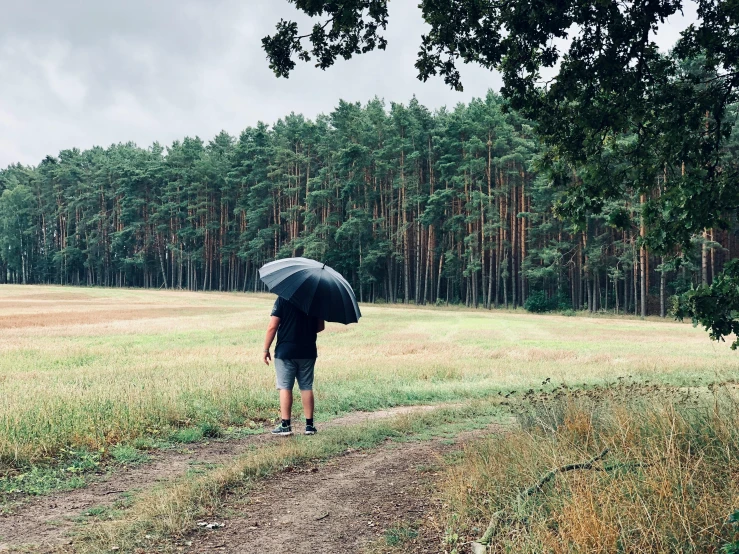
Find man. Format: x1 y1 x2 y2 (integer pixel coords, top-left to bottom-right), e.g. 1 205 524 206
262 296 325 436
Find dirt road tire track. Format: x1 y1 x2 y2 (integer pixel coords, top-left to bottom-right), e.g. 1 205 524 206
183 437 467 554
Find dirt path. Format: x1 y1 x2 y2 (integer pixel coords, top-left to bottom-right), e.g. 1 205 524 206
183 426 500 554
0 405 442 551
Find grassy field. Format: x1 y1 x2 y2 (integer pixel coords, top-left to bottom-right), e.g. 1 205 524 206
0 284 737 470
1 285 738 553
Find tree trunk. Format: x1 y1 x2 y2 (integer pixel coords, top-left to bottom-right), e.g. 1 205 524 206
511 182 517 308
660 257 666 318
436 240 444 304
402 155 410 304
640 194 647 317
520 178 526 306
157 234 168 289
708 229 715 285
633 233 638 316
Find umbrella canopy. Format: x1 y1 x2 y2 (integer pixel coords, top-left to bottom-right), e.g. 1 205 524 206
258 257 361 325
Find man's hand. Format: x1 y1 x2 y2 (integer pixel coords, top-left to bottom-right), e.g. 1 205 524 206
263 315 279 365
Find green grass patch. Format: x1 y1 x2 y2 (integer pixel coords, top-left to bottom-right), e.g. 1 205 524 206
110 445 149 465
199 422 223 439
82 506 110 518
72 504 126 525
0 446 150 511
113 492 135 510
0 465 87 502
169 428 203 444
384 523 419 546
0 446 106 504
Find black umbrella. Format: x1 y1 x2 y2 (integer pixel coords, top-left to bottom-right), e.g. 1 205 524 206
258 257 361 324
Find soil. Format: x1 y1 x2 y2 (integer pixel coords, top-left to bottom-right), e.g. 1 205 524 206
184 441 448 554
179 428 498 554
0 405 460 552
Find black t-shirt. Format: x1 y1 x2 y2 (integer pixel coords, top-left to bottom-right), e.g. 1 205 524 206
271 297 319 359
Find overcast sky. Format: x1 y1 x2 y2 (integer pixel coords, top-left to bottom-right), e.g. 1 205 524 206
0 1 698 168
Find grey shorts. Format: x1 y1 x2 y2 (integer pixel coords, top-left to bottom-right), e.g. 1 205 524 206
275 358 316 391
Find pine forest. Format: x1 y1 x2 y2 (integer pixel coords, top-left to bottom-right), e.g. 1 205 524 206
1 92 736 316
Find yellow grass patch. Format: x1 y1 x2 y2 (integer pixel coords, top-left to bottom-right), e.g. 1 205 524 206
437 387 739 553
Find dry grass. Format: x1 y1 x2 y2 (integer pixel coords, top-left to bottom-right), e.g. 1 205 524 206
0 285 737 468
436 384 739 553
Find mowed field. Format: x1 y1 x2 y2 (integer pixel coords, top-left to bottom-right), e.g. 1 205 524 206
0 285 737 468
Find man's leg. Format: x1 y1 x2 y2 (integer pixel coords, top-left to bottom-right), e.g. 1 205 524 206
273 359 296 435
296 359 317 435
300 390 314 420
280 389 294 420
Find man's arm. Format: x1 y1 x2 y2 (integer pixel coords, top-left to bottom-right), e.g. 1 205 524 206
317 320 325 333
263 316 280 365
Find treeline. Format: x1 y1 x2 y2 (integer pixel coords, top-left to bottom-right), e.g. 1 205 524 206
0 92 736 314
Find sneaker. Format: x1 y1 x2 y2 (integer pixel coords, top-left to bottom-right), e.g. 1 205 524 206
305 424 317 436
271 423 292 436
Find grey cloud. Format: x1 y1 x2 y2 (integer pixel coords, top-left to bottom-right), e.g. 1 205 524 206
0 1 696 167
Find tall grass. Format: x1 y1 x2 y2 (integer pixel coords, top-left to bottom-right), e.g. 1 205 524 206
1 285 737 468
439 385 739 553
